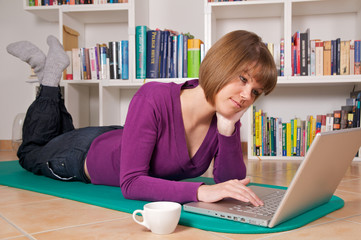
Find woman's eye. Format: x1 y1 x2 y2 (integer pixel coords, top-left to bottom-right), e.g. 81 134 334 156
239 76 247 83
252 90 261 96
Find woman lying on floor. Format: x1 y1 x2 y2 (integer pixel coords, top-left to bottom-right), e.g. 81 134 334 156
7 30 277 205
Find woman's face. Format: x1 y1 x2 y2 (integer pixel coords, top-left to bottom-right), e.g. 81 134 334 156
214 70 264 118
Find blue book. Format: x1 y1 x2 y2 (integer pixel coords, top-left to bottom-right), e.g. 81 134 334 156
159 31 169 78
166 34 173 78
121 40 129 80
355 40 361 74
146 30 161 78
171 35 178 78
183 35 188 78
177 34 184 78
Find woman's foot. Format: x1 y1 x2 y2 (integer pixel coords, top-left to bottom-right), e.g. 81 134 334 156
7 41 46 83
42 35 70 87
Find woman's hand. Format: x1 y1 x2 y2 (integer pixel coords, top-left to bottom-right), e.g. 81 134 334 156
216 107 248 136
197 178 264 206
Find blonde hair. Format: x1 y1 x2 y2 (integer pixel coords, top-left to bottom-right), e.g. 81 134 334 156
199 30 278 105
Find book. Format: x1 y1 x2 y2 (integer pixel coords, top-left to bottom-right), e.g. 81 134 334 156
146 30 161 78
323 41 332 75
335 38 341 75
100 45 108 79
354 40 361 74
159 31 170 78
300 30 309 76
84 48 91 79
331 40 336 75
350 40 355 75
292 31 301 76
273 42 281 76
116 41 122 79
183 34 188 78
72 48 81 80
340 40 350 75
65 50 73 80
188 38 203 78
177 34 184 78
280 38 285 76
121 40 129 80
333 110 341 130
108 42 115 79
325 113 334 132
136 26 148 79
315 41 324 76
89 47 98 80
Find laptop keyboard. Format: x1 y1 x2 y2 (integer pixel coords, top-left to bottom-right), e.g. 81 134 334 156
229 190 285 217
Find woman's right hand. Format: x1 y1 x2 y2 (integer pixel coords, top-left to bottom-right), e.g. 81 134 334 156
197 178 264 206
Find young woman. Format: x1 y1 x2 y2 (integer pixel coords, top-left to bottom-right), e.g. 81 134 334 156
7 30 277 205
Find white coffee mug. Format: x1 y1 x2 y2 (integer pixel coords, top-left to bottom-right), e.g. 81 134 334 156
132 201 181 234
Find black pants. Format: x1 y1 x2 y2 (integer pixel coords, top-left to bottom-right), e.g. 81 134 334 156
17 85 121 183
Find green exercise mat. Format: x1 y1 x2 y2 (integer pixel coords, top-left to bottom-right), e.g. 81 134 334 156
0 160 344 234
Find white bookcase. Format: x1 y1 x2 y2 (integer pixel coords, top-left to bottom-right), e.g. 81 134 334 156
24 0 361 161
204 0 361 161
23 0 195 128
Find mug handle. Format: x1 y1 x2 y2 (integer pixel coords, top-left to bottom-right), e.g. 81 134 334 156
132 210 150 230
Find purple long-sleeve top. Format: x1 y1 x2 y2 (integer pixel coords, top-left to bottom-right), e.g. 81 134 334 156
86 80 246 203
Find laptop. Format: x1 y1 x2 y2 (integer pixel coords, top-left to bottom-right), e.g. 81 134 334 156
183 127 361 228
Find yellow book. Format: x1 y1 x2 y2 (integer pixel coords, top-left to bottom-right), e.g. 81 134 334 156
286 122 292 156
311 117 317 145
258 109 263 156
293 118 298 156
255 111 260 156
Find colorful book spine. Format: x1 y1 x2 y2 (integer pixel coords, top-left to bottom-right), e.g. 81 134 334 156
146 30 161 78
177 34 184 78
323 41 332 75
300 31 308 76
280 39 285 76
116 41 122 79
135 26 147 79
121 40 129 80
187 39 203 78
355 40 361 74
315 41 324 76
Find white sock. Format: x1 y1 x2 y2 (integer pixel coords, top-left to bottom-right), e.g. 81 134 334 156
7 41 46 82
42 35 70 87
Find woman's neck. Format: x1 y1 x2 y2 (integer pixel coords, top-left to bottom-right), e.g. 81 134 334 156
180 85 215 128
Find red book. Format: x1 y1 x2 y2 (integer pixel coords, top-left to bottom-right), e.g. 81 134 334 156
293 31 301 76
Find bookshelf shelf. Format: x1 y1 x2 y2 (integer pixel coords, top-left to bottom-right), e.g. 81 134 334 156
292 0 361 16
24 6 60 22
277 75 361 86
61 4 130 24
208 1 284 19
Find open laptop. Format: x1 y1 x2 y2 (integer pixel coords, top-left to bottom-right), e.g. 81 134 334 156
184 127 361 228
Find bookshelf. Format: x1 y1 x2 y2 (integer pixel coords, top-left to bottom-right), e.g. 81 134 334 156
23 0 144 127
23 0 199 128
204 0 361 161
23 0 361 161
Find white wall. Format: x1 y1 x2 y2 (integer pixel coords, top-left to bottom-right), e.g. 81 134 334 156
0 0 204 140
0 0 58 140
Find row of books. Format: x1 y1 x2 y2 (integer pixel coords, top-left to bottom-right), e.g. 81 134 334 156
252 91 361 157
292 29 361 76
28 0 127 6
136 26 204 79
65 40 129 81
265 40 284 77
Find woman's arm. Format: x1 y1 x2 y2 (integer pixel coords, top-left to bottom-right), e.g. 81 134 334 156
119 93 203 203
198 111 263 206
